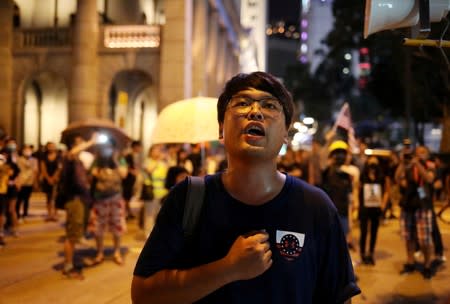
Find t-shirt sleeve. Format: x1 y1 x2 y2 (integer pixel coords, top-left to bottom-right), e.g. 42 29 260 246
133 179 188 278
308 187 361 303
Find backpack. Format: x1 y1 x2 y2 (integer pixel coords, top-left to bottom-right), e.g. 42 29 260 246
183 176 205 241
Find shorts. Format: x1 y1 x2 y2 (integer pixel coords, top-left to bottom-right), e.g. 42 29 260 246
65 197 85 243
90 194 126 237
338 215 349 236
400 209 433 246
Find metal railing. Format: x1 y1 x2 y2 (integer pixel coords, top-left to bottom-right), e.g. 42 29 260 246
103 25 160 48
14 28 71 48
13 25 161 49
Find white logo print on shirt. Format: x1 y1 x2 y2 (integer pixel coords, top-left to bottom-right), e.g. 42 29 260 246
276 230 305 261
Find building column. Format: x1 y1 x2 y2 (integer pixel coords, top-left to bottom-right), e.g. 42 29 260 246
206 10 219 97
159 0 193 110
69 0 99 122
192 0 208 97
216 28 227 92
0 0 14 136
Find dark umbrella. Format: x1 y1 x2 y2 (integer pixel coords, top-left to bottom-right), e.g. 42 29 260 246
61 118 131 149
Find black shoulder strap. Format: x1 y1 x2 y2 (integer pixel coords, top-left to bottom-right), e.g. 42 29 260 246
183 176 205 239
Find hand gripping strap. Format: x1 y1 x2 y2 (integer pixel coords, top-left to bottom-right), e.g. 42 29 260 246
182 176 205 239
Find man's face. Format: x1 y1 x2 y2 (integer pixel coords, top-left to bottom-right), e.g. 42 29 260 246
219 88 288 161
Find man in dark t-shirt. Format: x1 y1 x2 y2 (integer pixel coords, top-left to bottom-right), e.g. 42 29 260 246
131 72 360 303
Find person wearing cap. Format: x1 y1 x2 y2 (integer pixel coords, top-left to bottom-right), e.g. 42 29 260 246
321 140 354 250
132 71 360 303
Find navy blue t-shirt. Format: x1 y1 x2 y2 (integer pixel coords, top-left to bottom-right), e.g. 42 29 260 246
134 173 360 303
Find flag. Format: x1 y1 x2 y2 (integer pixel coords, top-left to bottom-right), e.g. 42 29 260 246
334 102 357 152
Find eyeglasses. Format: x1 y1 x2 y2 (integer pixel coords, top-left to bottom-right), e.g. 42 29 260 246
227 95 283 118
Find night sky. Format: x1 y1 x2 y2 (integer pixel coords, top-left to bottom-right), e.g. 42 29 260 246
268 0 301 22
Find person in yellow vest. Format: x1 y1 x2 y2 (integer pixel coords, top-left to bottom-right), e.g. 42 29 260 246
144 145 168 201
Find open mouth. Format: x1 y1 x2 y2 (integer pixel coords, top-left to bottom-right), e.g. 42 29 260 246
244 124 265 136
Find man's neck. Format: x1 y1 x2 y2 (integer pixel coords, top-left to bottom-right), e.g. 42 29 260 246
222 159 285 205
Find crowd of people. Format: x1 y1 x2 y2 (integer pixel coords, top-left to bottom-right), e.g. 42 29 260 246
0 72 449 300
278 134 449 279
0 121 449 281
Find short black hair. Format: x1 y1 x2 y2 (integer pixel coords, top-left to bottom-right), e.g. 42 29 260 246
131 140 142 148
217 71 294 129
164 166 189 190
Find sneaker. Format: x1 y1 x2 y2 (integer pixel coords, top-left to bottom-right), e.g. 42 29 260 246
422 267 433 280
367 255 375 265
414 250 423 260
400 263 415 275
0 237 5 247
436 255 447 263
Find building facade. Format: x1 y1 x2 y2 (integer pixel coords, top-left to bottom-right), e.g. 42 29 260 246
0 0 248 149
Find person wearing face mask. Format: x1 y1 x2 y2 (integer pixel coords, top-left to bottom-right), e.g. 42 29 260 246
3 138 20 237
40 142 63 221
16 145 38 222
358 156 389 265
321 140 354 248
86 143 127 266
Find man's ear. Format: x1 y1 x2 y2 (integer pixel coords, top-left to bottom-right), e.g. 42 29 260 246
219 123 224 139
283 128 289 144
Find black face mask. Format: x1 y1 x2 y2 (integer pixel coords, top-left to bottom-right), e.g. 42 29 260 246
368 163 378 170
333 153 347 166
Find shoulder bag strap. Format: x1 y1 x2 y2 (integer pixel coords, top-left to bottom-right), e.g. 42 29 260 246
183 176 205 239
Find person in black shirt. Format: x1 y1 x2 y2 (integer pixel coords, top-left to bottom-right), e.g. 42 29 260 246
132 72 360 303
359 156 389 265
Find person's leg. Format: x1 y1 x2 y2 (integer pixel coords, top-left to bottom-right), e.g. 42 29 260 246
431 207 444 258
49 186 58 220
0 197 6 245
112 234 123 265
22 186 33 218
368 209 381 264
15 190 23 219
8 197 18 236
417 209 434 278
45 189 53 220
63 238 75 271
359 211 368 262
400 210 416 274
92 200 106 263
63 198 85 277
110 195 126 265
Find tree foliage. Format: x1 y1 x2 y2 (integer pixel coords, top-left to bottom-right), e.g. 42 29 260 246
284 0 450 150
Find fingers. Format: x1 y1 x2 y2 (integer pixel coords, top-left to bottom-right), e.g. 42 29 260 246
263 249 273 265
244 230 269 243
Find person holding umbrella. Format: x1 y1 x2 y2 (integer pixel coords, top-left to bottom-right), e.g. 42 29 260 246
131 71 360 303
88 141 127 266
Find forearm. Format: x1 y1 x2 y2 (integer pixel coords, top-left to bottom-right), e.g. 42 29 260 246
69 139 95 156
131 258 233 304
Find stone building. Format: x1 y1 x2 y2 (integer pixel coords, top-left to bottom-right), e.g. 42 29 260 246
0 0 249 149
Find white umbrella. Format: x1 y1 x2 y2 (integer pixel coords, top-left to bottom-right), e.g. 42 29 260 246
151 96 219 144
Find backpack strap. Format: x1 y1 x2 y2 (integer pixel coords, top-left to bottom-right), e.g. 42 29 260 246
183 176 206 239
